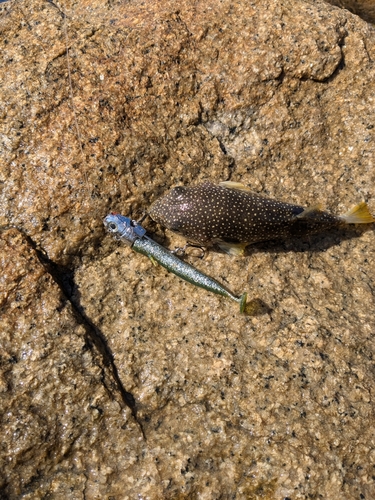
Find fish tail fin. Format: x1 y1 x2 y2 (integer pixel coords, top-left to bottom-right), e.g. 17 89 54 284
341 202 375 224
239 292 248 314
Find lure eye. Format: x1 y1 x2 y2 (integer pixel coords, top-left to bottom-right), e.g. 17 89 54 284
109 222 117 231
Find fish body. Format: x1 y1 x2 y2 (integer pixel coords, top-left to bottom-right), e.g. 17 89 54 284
148 181 374 255
103 213 248 313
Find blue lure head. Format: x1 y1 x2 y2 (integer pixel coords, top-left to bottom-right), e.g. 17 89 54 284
103 213 146 246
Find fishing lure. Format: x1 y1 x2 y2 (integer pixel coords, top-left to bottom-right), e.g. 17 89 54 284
148 181 375 255
103 213 248 313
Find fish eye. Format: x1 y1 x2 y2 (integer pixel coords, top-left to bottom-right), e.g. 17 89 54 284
109 222 117 231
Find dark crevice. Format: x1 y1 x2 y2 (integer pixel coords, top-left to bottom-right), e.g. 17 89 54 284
45 0 67 19
324 0 375 25
18 229 147 440
217 138 227 155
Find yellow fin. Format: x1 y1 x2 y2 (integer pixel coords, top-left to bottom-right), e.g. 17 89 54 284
216 241 248 256
295 204 323 219
219 181 253 192
148 255 158 266
341 202 375 224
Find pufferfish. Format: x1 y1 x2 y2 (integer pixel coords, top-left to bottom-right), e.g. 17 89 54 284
147 181 374 255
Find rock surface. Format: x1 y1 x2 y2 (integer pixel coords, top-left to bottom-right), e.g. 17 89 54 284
1 0 375 497
326 0 375 24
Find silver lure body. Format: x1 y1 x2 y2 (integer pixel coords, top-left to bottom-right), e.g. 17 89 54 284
103 213 247 313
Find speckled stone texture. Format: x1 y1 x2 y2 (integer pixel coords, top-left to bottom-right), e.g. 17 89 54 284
1 0 375 498
326 0 375 24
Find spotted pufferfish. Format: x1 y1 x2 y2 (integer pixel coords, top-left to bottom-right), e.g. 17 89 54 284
147 181 375 255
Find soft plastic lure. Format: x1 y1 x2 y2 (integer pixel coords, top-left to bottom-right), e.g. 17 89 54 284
103 213 247 313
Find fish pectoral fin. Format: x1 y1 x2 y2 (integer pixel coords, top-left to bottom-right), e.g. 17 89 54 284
219 181 254 193
148 255 158 266
341 202 375 224
216 240 248 256
295 204 324 219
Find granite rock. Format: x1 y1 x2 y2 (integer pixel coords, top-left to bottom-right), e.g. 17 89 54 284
325 0 375 24
0 229 159 497
1 0 375 497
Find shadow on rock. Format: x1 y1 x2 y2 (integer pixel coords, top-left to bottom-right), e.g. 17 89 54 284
244 297 273 317
243 224 374 257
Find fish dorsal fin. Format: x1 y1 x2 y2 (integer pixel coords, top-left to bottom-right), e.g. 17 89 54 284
219 181 253 193
216 240 248 256
341 202 375 224
295 204 324 219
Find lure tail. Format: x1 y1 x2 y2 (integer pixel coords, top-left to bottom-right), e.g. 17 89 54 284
239 292 248 314
341 202 375 224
